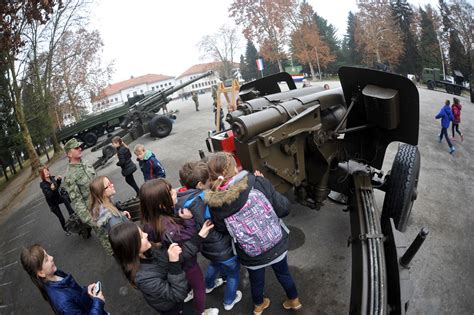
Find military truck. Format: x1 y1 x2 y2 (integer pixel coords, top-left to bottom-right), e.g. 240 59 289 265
201 68 427 314
421 67 466 95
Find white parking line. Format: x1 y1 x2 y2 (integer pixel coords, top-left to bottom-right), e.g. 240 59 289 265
7 231 30 243
0 261 17 271
0 282 12 287
0 304 9 309
4 247 17 255
16 218 35 230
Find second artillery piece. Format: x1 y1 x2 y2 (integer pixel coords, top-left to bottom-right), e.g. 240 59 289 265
92 70 213 169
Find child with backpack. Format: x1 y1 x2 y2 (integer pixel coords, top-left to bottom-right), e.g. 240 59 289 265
451 97 463 141
134 143 166 181
177 161 242 311
204 152 302 315
139 178 219 315
435 100 455 154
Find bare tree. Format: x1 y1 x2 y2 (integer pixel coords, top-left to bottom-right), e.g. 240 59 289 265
354 2 404 68
198 25 240 80
229 0 298 72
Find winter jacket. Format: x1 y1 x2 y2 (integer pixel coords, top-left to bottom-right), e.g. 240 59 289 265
205 171 290 267
44 270 105 315
138 151 166 181
451 103 462 124
134 247 188 313
144 216 198 270
176 188 234 262
435 105 454 129
40 176 64 209
116 146 137 176
95 205 129 234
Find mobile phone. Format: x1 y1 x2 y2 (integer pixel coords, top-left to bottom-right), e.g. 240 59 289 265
92 281 101 295
165 232 174 244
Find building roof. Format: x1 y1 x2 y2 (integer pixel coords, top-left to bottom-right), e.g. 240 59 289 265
176 62 222 79
97 74 175 99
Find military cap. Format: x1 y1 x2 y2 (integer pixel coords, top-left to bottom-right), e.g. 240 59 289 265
64 138 83 152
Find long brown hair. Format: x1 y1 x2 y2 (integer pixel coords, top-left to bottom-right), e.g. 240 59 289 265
207 152 238 191
139 179 182 238
111 136 128 148
39 166 50 181
20 244 58 314
108 222 142 286
88 176 120 220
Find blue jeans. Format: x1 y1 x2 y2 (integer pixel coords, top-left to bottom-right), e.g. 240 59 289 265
247 255 298 305
205 256 240 305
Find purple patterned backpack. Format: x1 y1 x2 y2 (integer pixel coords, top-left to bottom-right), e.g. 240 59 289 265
224 188 283 257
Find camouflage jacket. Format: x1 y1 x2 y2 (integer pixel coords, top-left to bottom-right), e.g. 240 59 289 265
64 161 96 225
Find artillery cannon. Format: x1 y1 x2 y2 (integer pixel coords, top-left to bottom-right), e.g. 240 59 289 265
92 70 213 169
205 67 426 314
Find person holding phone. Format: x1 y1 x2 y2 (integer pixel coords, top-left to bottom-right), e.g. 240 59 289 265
20 244 106 314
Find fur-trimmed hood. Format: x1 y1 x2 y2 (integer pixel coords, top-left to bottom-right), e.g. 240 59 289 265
205 172 250 208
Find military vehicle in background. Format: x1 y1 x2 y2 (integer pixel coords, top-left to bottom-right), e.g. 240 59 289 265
421 67 467 95
91 71 213 168
201 68 427 314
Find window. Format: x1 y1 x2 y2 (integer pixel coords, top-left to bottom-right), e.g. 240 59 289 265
152 87 155 91
133 91 137 96
140 89 143 93
115 98 118 102
127 93 130 98
160 84 163 88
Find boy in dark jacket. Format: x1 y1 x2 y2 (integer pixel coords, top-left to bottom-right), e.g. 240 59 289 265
134 144 166 181
176 161 242 311
435 100 455 154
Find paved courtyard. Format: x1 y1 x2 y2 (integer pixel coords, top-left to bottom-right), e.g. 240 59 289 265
0 81 473 314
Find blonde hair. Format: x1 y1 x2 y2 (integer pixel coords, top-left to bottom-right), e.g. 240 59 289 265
207 152 238 191
133 144 145 154
88 176 120 219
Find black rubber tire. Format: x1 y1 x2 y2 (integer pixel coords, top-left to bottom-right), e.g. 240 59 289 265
446 85 454 94
148 115 172 138
106 126 115 133
82 132 98 147
381 144 421 232
453 87 461 96
102 144 116 159
427 81 435 90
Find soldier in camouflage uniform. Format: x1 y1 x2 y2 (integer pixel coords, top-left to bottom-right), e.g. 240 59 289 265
63 138 112 255
192 91 199 111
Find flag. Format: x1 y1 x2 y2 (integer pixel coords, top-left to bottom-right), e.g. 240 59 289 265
256 58 264 71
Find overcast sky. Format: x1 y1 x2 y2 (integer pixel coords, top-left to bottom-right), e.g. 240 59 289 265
91 0 438 83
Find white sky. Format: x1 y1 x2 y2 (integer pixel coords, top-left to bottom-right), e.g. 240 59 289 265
92 0 438 83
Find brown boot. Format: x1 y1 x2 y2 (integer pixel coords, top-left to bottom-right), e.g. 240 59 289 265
283 297 302 310
253 297 270 315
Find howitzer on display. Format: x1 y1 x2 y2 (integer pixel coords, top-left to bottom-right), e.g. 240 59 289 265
205 67 426 314
92 71 213 169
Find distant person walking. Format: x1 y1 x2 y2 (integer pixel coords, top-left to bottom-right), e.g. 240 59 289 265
435 100 455 154
451 97 463 142
39 166 75 235
192 91 199 111
111 136 140 196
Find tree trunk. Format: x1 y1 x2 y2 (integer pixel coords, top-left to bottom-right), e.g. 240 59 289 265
277 59 284 72
42 139 50 162
1 164 9 181
308 62 316 80
15 151 23 169
10 162 16 175
314 47 322 81
8 58 41 173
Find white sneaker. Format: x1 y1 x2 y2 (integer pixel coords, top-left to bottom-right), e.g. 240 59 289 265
206 278 225 294
224 290 242 311
202 308 219 315
184 290 193 303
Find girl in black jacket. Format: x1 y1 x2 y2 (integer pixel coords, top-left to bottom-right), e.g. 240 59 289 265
39 166 75 235
111 136 140 196
109 221 214 315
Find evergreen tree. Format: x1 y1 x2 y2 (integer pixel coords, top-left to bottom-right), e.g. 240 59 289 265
419 7 442 70
448 29 469 77
313 13 342 74
239 54 249 82
342 12 362 66
244 40 260 81
391 1 421 75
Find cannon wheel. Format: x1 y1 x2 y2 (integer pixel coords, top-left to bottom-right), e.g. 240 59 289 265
148 115 172 138
453 86 461 96
446 85 454 94
82 132 98 147
381 144 420 232
427 81 435 90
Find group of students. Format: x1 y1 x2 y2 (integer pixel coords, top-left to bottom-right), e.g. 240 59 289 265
435 97 464 154
26 142 303 314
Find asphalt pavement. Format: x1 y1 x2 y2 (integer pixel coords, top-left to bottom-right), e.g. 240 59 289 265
0 82 473 314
